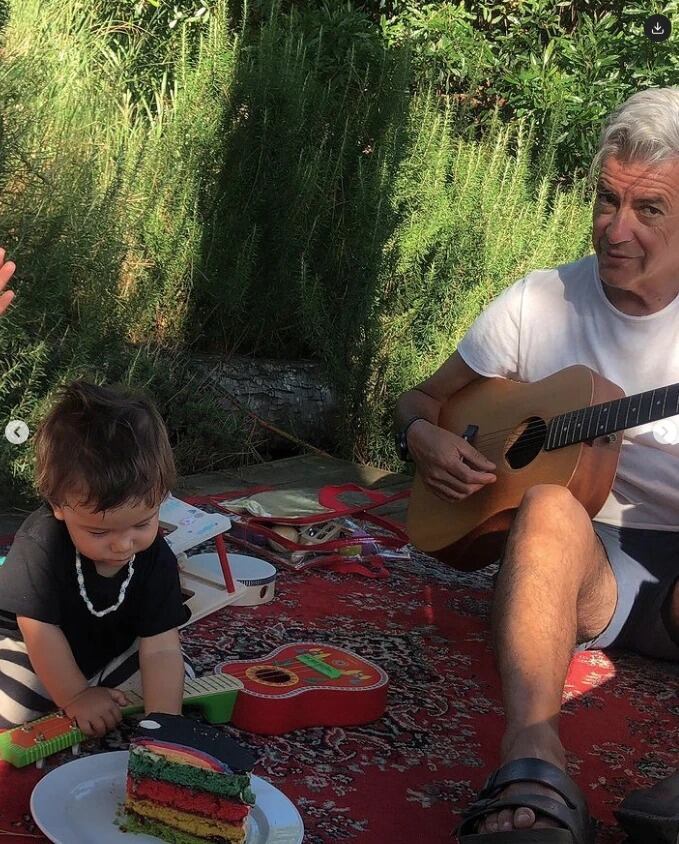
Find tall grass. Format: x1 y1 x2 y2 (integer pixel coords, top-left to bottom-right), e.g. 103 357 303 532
351 104 592 464
0 0 594 503
0 0 257 503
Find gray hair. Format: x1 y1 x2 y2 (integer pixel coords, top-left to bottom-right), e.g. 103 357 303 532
589 86 679 181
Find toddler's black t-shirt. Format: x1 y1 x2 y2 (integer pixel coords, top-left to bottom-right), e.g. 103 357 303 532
0 503 189 677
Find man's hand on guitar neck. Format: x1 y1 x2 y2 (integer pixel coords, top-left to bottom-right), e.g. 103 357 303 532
408 420 496 501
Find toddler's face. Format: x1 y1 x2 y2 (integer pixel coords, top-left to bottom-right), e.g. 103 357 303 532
52 497 160 574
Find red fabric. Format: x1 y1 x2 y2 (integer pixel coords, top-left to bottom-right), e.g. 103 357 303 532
128 776 249 822
211 484 408 577
0 513 677 843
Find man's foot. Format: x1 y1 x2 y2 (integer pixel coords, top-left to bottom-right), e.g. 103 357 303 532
477 725 567 835
458 746 595 842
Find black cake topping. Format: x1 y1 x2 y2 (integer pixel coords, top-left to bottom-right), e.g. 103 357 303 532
133 713 256 773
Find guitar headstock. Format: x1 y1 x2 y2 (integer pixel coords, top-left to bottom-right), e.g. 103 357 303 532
0 711 85 767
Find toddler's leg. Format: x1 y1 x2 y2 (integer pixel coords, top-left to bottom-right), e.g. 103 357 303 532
0 637 54 727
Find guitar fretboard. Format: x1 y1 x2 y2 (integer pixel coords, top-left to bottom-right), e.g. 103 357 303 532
121 674 240 712
545 382 679 451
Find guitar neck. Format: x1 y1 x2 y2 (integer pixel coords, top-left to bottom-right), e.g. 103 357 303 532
119 674 240 714
0 674 242 768
546 381 679 451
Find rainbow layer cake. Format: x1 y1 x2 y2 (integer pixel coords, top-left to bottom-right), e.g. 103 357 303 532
123 713 256 844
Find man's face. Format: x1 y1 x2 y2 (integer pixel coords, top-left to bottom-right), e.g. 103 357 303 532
592 155 679 293
52 497 160 574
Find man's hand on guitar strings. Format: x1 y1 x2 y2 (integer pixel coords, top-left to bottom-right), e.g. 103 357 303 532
408 421 496 502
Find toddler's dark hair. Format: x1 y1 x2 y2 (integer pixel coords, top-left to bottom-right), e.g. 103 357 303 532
34 379 176 511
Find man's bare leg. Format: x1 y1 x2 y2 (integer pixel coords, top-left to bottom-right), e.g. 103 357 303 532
477 484 619 835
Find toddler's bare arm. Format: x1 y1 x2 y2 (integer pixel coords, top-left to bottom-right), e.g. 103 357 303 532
139 627 184 715
17 616 126 736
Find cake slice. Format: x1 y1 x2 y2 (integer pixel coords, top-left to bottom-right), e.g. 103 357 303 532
123 713 256 844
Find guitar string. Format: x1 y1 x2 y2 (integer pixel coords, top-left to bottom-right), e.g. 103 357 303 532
450 425 599 455
457 410 654 454
465 384 679 445
225 664 366 682
450 393 679 451
467 409 651 447
226 666 356 680
468 414 652 452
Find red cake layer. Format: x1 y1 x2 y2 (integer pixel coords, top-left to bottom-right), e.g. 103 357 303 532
127 776 250 823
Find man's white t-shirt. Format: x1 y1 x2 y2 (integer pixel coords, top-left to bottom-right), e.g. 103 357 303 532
456 253 679 530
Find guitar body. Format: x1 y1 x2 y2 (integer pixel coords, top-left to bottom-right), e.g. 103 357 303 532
215 642 389 735
407 365 625 570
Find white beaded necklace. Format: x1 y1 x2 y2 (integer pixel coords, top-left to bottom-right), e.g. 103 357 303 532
75 550 136 618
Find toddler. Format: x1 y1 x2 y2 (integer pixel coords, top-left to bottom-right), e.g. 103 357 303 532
0 380 192 735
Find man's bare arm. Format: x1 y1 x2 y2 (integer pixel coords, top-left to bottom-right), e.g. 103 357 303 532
395 351 496 501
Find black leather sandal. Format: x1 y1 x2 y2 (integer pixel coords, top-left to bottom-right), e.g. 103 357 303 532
457 757 595 843
614 770 679 844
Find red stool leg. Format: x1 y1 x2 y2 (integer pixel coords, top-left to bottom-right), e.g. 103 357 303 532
215 533 236 593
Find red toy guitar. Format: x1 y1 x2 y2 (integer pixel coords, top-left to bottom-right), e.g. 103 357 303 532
214 642 389 735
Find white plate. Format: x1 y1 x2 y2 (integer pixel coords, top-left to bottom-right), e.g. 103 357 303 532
30 751 304 844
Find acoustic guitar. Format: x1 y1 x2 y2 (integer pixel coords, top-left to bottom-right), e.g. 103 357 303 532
407 364 679 570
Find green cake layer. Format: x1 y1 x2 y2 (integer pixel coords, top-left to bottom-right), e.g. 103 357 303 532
122 812 226 844
129 748 255 804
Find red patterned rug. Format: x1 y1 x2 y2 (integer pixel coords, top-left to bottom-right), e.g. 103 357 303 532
0 523 677 843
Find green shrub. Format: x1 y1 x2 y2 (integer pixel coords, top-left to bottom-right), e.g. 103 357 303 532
342 104 593 464
377 1 679 181
0 0 258 504
0 0 638 501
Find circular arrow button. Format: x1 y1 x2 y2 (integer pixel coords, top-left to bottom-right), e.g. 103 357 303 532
645 14 671 42
5 419 29 444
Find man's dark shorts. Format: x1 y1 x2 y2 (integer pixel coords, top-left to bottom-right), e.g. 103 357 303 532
577 521 679 661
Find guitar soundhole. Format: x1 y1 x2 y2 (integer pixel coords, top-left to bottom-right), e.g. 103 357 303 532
246 665 299 687
505 416 547 469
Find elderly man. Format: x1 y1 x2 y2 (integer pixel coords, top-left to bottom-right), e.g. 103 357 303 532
396 87 679 843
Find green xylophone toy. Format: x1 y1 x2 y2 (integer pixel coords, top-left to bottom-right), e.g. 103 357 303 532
0 673 242 767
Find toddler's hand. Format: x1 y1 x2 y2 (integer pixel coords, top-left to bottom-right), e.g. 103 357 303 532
64 687 128 737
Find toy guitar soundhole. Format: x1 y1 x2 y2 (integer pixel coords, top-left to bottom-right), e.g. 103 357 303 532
247 666 298 686
215 642 389 735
